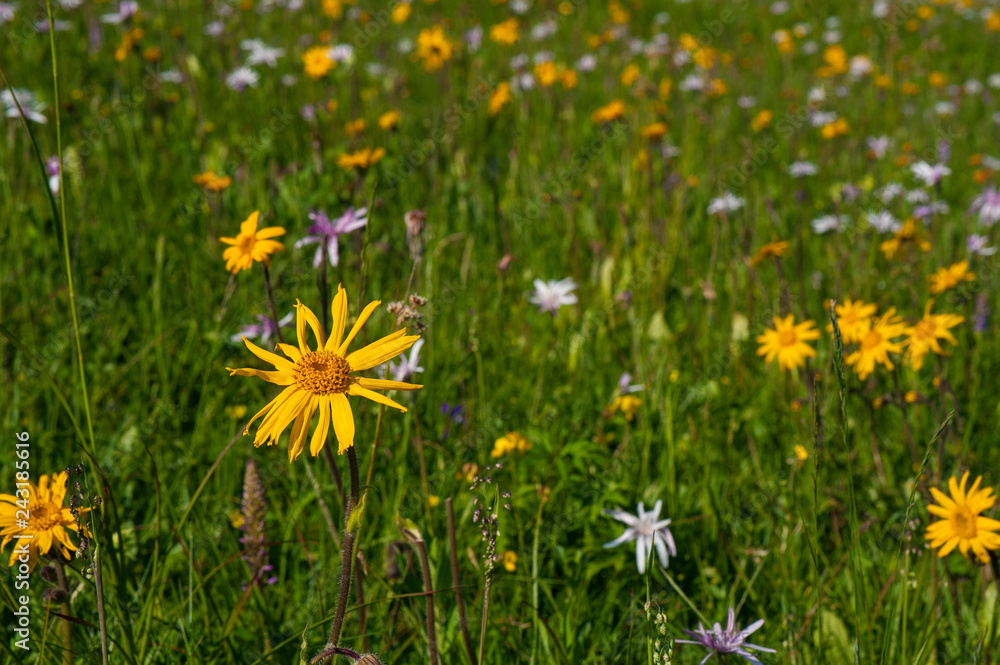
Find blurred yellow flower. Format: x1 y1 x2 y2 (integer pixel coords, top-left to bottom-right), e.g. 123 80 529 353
929 261 974 295
378 109 401 130
757 315 820 372
926 471 1000 564
534 61 559 87
488 82 512 116
346 118 367 136
193 170 233 192
337 147 386 170
219 211 286 274
621 64 640 86
592 99 625 124
608 395 642 421
416 26 455 71
491 432 531 458
904 300 964 370
751 240 790 267
751 109 772 132
845 309 907 380
391 2 411 23
303 46 336 79
879 219 931 260
490 18 519 45
827 298 877 345
502 551 518 572
640 122 667 141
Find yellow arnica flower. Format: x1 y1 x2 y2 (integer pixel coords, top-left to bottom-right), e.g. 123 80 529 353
488 82 512 116
592 100 625 124
751 109 772 132
489 18 519 45
929 260 974 295
826 298 877 345
926 471 1000 564
640 122 668 141
303 45 336 80
227 285 422 460
1 472 88 571
378 110 401 130
904 300 964 370
750 240 790 267
416 26 454 71
844 308 907 380
534 61 559 87
756 315 820 371
219 211 286 274
502 550 518 572
879 219 931 260
193 170 233 192
608 395 642 421
337 147 386 171
491 432 531 458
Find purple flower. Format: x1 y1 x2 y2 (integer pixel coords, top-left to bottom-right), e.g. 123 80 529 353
45 155 61 194
295 207 369 268
676 607 776 664
970 185 1000 227
967 234 997 257
388 338 424 383
910 161 951 187
617 372 644 394
240 460 271 588
230 312 293 345
603 499 676 574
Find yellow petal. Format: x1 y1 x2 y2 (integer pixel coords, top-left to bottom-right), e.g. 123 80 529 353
309 397 332 457
296 301 325 353
356 377 424 391
242 336 296 372
227 367 295 385
326 285 349 352
348 384 408 412
346 331 419 371
330 393 355 454
337 299 382 355
240 210 260 237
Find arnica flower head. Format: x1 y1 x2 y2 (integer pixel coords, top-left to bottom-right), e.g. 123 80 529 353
337 147 386 171
219 211 286 274
929 260 975 295
826 298 877 345
756 314 819 372
607 395 642 421
488 82 512 116
529 277 578 315
603 499 676 574
879 219 931 260
295 207 369 268
904 300 964 371
489 18 519 45
302 45 336 79
750 240 790 267
1 471 88 571
415 25 455 71
926 471 1000 564
193 170 232 192
844 308 907 380
227 285 422 460
591 99 625 124
491 432 531 458
676 607 776 665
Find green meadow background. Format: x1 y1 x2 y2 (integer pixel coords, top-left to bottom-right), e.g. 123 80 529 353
3 0 1000 663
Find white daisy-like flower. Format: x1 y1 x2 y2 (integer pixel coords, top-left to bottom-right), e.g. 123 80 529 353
529 278 578 315
603 499 677 574
225 67 259 92
811 214 850 234
911 161 951 187
865 210 901 233
707 192 745 216
788 161 818 178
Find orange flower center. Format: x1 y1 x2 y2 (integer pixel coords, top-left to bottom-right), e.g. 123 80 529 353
238 234 257 254
951 505 978 540
30 502 64 532
295 351 352 395
778 329 798 347
861 329 884 351
912 318 937 341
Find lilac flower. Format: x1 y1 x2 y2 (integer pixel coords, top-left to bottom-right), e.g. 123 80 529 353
230 312 293 345
603 499 676 574
243 41 285 68
226 67 259 92
388 338 424 383
876 182 904 204
676 607 776 665
529 278 578 315
0 3 16 25
2 88 48 124
787 161 818 178
910 161 951 187
464 25 483 52
45 156 61 195
975 293 989 333
707 192 745 216
100 0 138 24
440 402 464 439
865 210 901 233
913 201 949 220
295 207 369 268
970 186 1000 226
866 136 889 159
617 372 644 394
967 234 997 257
811 214 849 234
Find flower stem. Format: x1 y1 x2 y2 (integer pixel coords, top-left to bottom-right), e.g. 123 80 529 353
327 446 361 651
477 571 493 665
447 499 476 665
414 539 439 665
262 264 284 346
53 559 73 665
